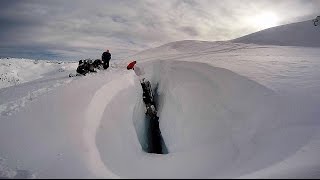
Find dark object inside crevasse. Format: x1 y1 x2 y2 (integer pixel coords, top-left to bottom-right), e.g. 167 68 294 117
141 80 168 154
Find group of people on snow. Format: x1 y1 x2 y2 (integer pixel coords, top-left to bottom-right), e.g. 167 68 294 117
75 49 157 118
76 49 111 76
127 60 158 118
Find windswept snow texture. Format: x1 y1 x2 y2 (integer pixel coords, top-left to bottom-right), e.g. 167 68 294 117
1 21 320 178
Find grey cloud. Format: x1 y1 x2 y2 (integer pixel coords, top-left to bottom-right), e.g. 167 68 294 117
0 0 319 60
111 16 128 24
179 26 199 36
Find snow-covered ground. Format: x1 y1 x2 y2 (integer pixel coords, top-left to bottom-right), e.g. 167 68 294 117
0 59 77 117
0 20 320 178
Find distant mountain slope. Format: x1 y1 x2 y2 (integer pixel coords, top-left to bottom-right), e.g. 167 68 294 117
0 58 77 89
232 20 320 47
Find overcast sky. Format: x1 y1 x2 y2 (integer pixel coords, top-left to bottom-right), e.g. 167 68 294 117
0 0 319 60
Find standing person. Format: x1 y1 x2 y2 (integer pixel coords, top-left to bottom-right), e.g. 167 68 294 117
102 49 111 70
313 15 320 26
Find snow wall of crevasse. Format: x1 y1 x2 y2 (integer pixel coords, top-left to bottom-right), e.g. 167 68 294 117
96 60 319 178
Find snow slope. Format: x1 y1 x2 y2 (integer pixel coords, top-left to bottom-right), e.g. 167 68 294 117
1 21 320 178
232 20 320 47
133 40 320 97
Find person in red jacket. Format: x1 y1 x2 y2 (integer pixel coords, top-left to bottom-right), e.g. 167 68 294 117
127 61 166 154
127 61 157 117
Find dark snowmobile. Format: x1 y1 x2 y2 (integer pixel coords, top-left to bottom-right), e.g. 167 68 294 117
69 59 100 77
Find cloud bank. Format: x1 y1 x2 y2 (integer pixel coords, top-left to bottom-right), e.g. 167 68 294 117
0 0 318 60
